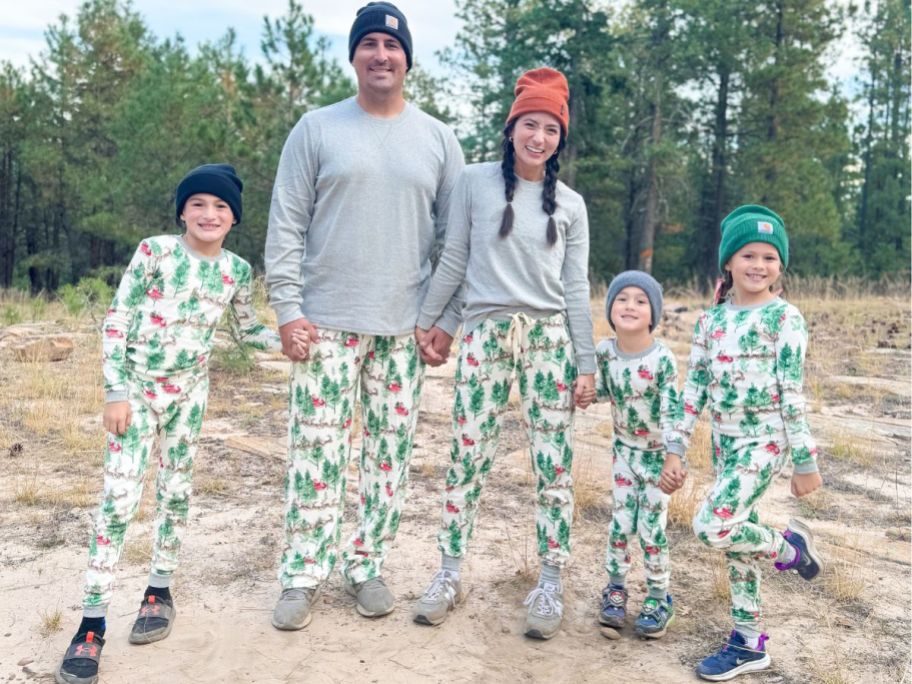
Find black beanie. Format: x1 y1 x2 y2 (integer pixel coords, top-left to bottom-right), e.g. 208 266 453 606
348 2 412 70
175 163 243 226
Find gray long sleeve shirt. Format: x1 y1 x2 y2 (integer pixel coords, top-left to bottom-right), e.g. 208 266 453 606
265 97 465 336
417 162 596 374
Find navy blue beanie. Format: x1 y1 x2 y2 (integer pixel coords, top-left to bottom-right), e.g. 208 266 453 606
349 2 413 70
175 164 243 226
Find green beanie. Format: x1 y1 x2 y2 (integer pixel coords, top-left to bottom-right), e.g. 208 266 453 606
718 204 789 272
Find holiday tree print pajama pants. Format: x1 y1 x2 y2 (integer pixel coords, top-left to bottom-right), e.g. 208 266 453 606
605 441 670 596
437 312 577 567
692 432 792 628
84 372 209 614
280 330 423 589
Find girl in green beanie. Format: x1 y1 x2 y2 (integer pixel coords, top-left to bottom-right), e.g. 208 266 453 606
666 204 824 681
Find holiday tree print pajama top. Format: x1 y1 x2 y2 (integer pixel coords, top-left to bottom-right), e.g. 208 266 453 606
83 235 279 614
666 298 818 629
596 338 682 598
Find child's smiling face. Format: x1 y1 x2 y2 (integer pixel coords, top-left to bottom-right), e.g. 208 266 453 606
725 241 782 305
180 193 235 255
610 286 652 335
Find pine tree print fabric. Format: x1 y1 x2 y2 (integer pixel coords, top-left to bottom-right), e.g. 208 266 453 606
437 313 577 567
595 339 681 594
669 298 819 629
86 235 279 611
85 378 209 610
103 235 279 402
280 331 423 589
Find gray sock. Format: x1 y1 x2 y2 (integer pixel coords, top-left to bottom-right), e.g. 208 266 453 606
149 571 172 588
539 562 561 585
82 605 107 618
441 554 462 574
736 624 762 648
647 587 667 600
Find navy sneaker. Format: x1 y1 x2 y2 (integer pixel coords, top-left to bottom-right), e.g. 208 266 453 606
634 594 674 638
696 630 771 681
598 583 628 628
774 517 822 581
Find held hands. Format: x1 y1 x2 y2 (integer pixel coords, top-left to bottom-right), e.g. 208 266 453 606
103 401 132 436
573 374 596 409
659 453 687 495
791 471 823 498
415 326 454 367
279 318 319 362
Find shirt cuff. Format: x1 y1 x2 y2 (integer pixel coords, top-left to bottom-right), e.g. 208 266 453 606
793 460 819 475
275 305 306 327
106 390 128 403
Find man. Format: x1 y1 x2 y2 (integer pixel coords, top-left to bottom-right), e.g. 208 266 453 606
265 1 464 629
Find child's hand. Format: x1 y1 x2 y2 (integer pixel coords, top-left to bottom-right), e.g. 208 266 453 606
659 453 687 494
574 373 596 409
290 328 311 359
791 471 822 497
416 326 452 367
103 401 132 436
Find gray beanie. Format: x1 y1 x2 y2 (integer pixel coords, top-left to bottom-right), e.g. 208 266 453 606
606 270 663 332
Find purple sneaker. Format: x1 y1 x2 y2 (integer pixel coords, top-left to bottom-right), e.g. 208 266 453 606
774 518 822 581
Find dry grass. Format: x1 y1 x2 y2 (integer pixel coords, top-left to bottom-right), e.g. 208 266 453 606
827 432 874 467
123 538 153 566
572 449 609 520
709 553 730 603
38 607 63 637
196 475 229 496
667 476 706 529
797 490 829 518
823 552 868 603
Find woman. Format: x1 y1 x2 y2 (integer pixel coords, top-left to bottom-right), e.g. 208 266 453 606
412 67 595 640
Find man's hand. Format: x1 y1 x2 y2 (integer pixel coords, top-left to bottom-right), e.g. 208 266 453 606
417 325 453 367
791 471 822 498
573 373 596 409
280 318 319 362
659 453 687 494
103 401 132 436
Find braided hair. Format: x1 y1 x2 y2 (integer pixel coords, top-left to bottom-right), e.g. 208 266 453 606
499 122 566 246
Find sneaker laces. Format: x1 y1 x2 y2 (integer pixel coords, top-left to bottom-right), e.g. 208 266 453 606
422 570 458 603
523 581 563 618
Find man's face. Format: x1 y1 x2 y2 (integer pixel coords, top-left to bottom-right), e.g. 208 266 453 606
352 31 407 97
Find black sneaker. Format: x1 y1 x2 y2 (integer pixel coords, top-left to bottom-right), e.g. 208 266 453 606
774 518 822 580
56 630 105 684
129 594 176 644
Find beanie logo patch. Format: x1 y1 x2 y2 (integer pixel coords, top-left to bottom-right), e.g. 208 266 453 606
385 15 399 29
757 221 774 234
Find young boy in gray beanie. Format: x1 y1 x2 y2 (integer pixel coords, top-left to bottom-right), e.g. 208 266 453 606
590 270 686 638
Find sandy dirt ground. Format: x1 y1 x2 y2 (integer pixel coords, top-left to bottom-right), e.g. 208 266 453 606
1 298 910 683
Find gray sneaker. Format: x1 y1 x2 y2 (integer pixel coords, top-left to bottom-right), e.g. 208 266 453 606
413 570 463 626
345 577 395 617
523 580 564 640
272 587 319 630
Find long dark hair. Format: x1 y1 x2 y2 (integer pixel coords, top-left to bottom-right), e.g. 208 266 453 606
499 121 566 246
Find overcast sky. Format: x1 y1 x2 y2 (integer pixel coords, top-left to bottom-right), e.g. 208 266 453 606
1 1 861 86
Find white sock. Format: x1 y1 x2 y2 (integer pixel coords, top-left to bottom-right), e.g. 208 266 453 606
780 537 798 564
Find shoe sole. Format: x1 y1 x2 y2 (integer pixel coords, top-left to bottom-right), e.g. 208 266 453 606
129 609 175 645
271 610 313 631
413 590 464 626
635 611 675 639
55 667 98 684
697 653 772 681
345 582 394 618
598 614 625 629
788 517 823 580
272 588 320 630
524 626 560 640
